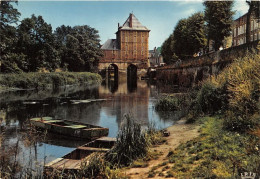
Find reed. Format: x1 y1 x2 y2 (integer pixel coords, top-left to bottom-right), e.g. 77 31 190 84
105 114 148 167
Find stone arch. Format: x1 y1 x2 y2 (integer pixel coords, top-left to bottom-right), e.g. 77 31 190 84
108 64 119 80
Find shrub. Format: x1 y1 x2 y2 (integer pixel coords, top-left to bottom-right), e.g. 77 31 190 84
0 72 102 90
195 81 228 115
155 95 187 111
218 52 260 131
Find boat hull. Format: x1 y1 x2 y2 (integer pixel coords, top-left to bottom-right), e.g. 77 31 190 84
30 117 109 140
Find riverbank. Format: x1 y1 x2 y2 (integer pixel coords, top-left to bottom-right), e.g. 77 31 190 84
124 116 260 178
0 72 102 93
121 51 260 178
124 119 200 178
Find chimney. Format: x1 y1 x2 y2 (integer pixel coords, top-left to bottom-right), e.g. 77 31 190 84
129 13 133 28
118 23 120 28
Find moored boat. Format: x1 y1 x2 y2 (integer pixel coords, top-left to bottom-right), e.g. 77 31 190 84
44 137 116 174
30 117 109 140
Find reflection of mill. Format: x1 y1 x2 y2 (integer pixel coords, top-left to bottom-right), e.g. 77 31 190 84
106 64 119 93
99 80 149 129
105 63 137 93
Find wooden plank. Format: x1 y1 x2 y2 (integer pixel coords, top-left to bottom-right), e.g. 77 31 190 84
64 160 82 170
51 159 70 169
96 137 116 142
45 158 63 167
77 146 109 152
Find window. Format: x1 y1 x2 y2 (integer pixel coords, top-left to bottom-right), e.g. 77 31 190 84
134 36 137 42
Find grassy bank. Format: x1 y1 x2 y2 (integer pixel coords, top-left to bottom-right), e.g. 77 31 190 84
152 51 260 177
0 72 102 91
166 117 260 178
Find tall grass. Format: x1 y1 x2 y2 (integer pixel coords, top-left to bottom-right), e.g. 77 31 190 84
105 114 148 167
0 72 102 90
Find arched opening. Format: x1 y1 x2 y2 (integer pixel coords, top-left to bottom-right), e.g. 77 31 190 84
127 64 137 92
107 64 118 93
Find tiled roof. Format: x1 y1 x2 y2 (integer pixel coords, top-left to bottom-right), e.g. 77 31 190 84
120 13 150 31
101 39 119 50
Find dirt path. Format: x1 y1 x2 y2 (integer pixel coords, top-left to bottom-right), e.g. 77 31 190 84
122 119 200 179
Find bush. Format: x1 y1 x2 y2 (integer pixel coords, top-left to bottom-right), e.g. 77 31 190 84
195 81 227 115
192 52 259 131
217 52 260 131
155 95 187 111
0 72 102 90
105 114 148 167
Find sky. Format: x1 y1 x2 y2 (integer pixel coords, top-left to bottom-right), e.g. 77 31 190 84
15 1 249 50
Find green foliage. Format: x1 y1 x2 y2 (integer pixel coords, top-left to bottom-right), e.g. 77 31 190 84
0 1 21 73
161 34 177 64
174 12 206 59
54 25 103 72
0 72 102 89
195 81 228 115
212 52 260 131
188 52 260 131
16 14 60 72
161 12 206 62
0 3 102 73
167 117 260 178
204 1 234 50
155 95 187 111
155 96 179 111
105 114 148 167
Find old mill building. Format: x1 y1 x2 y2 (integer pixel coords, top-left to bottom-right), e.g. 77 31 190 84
99 13 150 75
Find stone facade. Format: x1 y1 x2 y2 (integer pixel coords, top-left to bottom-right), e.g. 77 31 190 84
99 13 150 72
232 13 260 46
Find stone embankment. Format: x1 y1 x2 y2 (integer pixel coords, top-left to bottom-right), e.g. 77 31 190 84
156 40 259 87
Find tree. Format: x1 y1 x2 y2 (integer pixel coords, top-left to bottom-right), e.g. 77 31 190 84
161 12 206 63
204 1 234 51
17 15 60 71
186 12 207 56
54 25 103 72
0 0 22 72
173 18 189 59
161 34 177 64
246 0 260 43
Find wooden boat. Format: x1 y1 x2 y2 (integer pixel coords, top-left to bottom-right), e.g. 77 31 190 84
44 137 116 174
30 117 109 140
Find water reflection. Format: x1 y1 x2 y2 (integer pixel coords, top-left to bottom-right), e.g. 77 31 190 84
0 77 183 173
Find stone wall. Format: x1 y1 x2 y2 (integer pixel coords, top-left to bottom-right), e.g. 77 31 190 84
156 40 259 87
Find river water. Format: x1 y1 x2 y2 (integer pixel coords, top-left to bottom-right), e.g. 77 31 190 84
0 78 184 173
